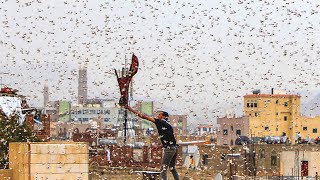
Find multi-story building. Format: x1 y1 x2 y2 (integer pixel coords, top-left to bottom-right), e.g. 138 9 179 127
70 99 119 128
244 89 320 143
195 124 215 136
170 115 188 135
216 116 249 145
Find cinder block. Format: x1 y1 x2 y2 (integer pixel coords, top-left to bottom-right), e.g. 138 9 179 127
31 172 89 180
9 142 89 179
30 144 49 154
30 154 88 164
30 164 89 174
65 143 89 154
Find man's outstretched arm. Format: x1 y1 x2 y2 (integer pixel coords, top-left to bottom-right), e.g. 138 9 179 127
127 106 155 123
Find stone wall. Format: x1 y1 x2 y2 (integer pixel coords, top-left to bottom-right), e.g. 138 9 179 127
9 142 89 180
0 169 13 180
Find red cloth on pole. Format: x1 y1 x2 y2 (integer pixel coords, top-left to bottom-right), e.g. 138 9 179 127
115 54 139 106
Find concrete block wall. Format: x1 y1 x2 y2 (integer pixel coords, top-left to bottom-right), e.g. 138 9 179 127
0 169 13 179
9 142 89 180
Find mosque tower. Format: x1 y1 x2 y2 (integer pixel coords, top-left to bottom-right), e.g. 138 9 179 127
43 80 49 108
78 65 88 104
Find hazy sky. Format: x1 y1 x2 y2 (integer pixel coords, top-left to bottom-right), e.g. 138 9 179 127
0 0 319 124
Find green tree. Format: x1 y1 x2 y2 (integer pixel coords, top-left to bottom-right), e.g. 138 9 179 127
0 114 40 169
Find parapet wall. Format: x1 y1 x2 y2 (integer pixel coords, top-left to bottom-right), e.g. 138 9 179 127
0 169 13 179
9 142 89 180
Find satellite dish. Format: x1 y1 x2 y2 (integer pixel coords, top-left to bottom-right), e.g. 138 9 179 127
214 173 222 180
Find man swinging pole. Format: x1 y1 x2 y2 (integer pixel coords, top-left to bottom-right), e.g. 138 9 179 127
116 54 180 179
126 107 180 180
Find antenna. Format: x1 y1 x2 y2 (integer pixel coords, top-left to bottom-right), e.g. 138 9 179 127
124 51 128 69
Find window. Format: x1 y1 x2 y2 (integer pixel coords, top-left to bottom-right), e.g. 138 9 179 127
220 153 226 160
83 118 89 122
203 127 207 131
282 132 286 136
301 161 308 177
303 127 307 131
236 129 241 135
284 102 288 107
254 103 257 107
313 128 317 133
260 149 265 159
265 127 269 131
202 154 209 165
275 100 279 104
271 151 277 166
89 110 96 114
255 112 259 117
223 129 228 135
104 110 110 114
284 116 287 121
247 103 250 107
104 118 110 122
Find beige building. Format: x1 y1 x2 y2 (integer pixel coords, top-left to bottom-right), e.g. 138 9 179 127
8 142 89 180
198 144 320 179
244 90 320 143
280 149 320 177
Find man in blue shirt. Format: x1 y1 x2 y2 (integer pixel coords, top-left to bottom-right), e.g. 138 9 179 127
127 106 179 180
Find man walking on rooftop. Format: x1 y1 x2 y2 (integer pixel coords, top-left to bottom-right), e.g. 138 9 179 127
127 106 180 180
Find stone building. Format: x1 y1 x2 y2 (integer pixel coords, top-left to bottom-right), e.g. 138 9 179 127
244 89 320 144
197 144 320 179
216 116 250 145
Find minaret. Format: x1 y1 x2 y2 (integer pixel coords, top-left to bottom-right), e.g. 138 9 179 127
78 65 88 104
43 80 49 108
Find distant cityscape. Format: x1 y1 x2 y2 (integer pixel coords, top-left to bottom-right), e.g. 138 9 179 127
2 64 320 179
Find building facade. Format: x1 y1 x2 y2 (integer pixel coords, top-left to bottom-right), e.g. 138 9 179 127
195 124 214 136
70 99 120 127
170 115 188 135
244 89 320 143
216 116 250 145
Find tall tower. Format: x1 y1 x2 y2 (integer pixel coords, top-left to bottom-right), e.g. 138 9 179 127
43 80 49 108
78 65 88 104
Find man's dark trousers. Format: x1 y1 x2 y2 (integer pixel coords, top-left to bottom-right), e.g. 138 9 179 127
160 146 179 180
